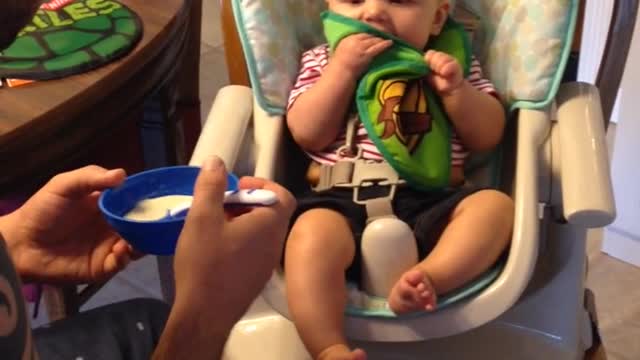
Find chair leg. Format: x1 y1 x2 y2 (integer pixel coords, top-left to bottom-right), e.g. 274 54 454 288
141 83 200 167
175 0 203 163
156 256 176 303
584 288 607 360
177 102 202 162
140 89 180 168
43 285 78 322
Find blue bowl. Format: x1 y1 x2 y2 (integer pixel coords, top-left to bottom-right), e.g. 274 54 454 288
99 166 239 255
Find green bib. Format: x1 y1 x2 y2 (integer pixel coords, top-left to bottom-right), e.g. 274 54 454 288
322 11 471 190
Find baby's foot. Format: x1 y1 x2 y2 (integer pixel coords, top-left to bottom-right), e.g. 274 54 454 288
317 344 367 360
388 268 437 314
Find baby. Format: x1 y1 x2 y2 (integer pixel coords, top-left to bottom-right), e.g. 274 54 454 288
285 1 513 359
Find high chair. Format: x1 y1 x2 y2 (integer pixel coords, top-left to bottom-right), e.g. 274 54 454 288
184 0 636 358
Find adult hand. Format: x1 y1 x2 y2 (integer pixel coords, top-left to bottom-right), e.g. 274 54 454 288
172 156 295 324
0 166 133 284
154 157 295 360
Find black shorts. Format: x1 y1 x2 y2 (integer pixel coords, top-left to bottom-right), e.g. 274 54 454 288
287 185 482 284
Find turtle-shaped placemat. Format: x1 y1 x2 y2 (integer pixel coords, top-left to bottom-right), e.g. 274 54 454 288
0 0 142 81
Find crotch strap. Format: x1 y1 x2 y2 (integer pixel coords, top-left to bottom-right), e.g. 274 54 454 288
313 115 405 223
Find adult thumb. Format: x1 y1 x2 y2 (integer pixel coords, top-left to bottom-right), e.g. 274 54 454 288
189 156 228 220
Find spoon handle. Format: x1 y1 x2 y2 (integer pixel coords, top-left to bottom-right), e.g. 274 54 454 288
168 189 278 217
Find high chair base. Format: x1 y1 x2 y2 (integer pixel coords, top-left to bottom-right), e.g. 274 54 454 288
222 221 595 360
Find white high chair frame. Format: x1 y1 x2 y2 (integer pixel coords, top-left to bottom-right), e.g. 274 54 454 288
180 0 637 359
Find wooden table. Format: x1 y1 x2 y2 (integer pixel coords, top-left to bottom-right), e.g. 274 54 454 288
0 0 203 196
0 0 204 318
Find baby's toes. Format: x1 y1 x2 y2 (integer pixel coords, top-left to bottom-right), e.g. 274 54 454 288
419 276 437 311
404 268 427 287
389 280 421 314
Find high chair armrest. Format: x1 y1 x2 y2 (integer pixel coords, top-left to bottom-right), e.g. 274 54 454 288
554 82 616 227
496 108 551 307
252 97 284 180
189 85 254 167
342 108 551 341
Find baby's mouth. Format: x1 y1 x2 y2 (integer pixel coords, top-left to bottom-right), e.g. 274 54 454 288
365 22 396 36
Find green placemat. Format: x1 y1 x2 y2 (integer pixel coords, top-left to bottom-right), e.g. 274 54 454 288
0 0 143 80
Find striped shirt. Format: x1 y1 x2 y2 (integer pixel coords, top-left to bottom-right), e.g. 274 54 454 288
41 0 75 10
287 44 498 167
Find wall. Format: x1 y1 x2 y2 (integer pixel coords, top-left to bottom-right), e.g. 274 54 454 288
578 0 621 122
601 9 640 267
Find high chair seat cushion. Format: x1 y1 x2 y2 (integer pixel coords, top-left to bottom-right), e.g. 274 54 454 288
231 0 577 115
232 0 327 115
465 0 579 110
346 261 502 318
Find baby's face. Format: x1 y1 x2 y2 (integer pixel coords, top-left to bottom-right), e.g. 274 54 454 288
327 0 449 49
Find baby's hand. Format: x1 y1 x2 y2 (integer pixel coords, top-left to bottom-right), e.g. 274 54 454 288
332 33 392 80
424 50 464 95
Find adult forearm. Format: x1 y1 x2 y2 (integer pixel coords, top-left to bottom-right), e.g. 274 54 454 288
442 81 505 151
287 64 357 151
152 297 234 360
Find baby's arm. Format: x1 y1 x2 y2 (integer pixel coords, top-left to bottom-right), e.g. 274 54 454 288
287 34 391 152
425 51 505 152
287 61 359 152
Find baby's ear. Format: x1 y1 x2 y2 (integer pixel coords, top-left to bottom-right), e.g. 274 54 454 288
430 2 451 36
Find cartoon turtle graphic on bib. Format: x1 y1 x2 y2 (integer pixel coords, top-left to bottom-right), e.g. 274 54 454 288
0 0 142 81
377 78 432 154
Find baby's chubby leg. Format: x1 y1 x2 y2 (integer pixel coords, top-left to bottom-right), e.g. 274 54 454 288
285 209 366 360
389 190 514 314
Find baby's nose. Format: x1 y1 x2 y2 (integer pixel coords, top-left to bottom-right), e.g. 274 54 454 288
362 1 386 22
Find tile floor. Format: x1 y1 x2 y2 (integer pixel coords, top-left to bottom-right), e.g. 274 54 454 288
67 1 640 359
